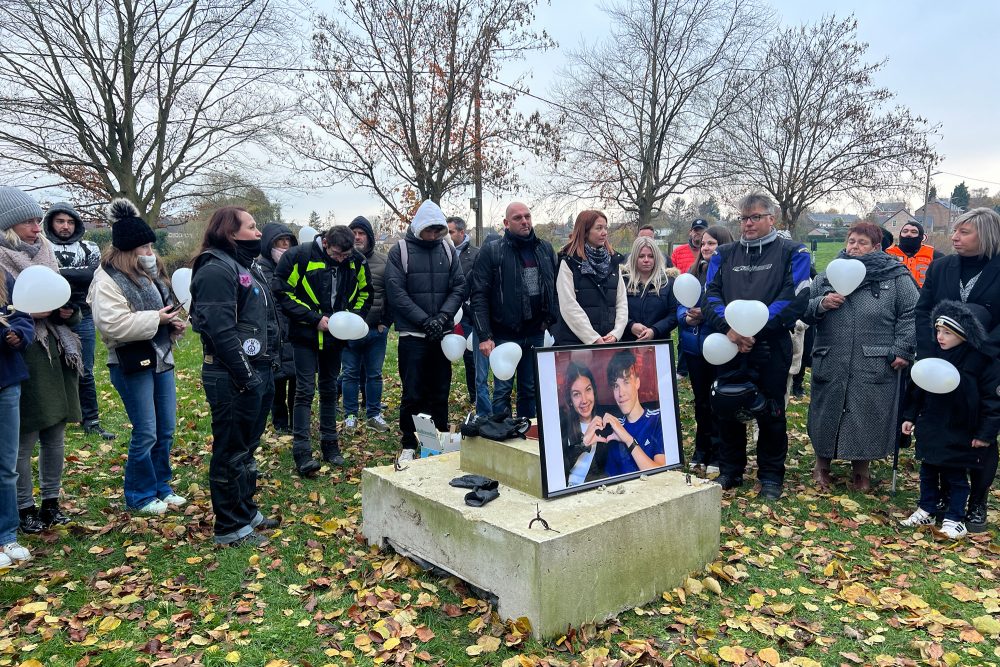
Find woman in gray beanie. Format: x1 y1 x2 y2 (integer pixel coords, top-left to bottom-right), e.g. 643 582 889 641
0 187 82 533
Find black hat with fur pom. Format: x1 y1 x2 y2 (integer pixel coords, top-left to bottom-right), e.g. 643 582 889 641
108 198 156 251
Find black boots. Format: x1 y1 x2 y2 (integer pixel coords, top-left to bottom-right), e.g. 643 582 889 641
967 501 988 533
40 498 71 527
19 507 44 534
83 421 116 440
321 440 345 466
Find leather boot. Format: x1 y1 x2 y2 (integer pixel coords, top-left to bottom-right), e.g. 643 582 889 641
39 498 71 527
19 506 44 534
812 458 833 491
850 460 871 492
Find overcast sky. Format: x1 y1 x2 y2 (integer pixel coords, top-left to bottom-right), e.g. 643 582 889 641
281 0 1000 226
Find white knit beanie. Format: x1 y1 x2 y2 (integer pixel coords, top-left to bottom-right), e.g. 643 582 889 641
0 187 44 231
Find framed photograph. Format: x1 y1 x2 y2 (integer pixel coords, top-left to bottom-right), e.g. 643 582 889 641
535 340 683 499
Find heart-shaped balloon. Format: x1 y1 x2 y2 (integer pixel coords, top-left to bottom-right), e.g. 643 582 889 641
724 299 769 337
910 358 960 394
672 273 702 308
328 311 367 340
12 265 71 313
702 332 739 365
440 333 467 362
826 258 866 296
298 226 318 244
490 341 522 381
171 267 192 311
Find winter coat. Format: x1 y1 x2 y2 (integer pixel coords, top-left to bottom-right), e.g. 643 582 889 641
470 230 558 341
671 243 697 274
803 250 918 461
43 203 100 315
622 274 677 342
258 223 297 379
552 252 628 345
272 238 371 348
384 230 467 335
914 253 1000 359
348 216 390 329
0 271 35 390
20 309 82 434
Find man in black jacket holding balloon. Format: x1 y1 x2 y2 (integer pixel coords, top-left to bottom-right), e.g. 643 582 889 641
703 193 811 500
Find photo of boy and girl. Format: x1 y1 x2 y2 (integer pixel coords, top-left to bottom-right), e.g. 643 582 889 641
536 343 681 495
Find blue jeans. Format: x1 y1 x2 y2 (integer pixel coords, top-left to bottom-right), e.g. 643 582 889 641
473 336 492 418
73 315 100 424
491 332 543 419
110 366 177 509
0 384 20 544
341 327 388 418
918 462 970 523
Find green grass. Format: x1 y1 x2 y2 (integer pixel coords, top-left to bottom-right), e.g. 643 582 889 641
1 333 998 667
810 240 843 273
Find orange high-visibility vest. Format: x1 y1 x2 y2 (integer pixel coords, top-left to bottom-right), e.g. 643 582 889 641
886 244 935 287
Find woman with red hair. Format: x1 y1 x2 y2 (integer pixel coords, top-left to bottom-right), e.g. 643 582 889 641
551 210 628 345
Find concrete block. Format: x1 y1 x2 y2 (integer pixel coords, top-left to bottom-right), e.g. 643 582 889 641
362 452 721 639
459 435 543 498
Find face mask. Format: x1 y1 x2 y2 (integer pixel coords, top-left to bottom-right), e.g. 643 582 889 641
898 235 921 254
271 247 288 264
235 238 262 259
138 254 157 270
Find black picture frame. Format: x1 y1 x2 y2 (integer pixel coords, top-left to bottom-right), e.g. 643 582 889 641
534 340 684 499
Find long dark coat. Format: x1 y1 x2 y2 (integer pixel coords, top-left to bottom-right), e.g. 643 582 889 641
803 252 918 460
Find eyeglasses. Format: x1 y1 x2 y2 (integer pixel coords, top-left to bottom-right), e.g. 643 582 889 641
738 213 772 223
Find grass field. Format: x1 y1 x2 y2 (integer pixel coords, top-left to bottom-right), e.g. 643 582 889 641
1 331 999 667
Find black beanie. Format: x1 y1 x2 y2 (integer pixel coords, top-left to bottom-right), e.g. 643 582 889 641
904 220 926 242
108 199 156 251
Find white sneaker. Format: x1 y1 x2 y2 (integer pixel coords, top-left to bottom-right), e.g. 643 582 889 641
344 415 358 431
161 494 187 506
135 499 168 515
0 552 11 568
367 414 390 433
398 449 416 464
2 542 31 563
940 519 968 539
900 508 934 527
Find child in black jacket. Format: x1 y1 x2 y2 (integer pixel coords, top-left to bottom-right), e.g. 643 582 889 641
900 300 1000 539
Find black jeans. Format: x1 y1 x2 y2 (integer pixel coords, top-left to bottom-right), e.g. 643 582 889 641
686 352 719 463
398 336 452 450
970 443 998 506
292 343 342 463
718 333 792 485
272 377 295 428
204 364 274 542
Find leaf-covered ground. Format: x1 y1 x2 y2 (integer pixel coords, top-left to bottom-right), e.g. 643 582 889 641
1 335 998 667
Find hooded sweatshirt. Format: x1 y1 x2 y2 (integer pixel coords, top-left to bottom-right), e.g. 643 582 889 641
348 216 389 327
43 203 100 314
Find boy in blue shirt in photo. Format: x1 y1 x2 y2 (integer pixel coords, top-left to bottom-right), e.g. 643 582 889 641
602 349 666 476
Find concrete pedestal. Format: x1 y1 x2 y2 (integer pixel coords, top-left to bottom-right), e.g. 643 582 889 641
362 451 721 639
459 435 543 498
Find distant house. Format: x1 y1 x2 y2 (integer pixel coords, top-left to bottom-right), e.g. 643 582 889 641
870 202 909 226
804 213 860 229
914 199 964 232
883 209 918 231
806 228 831 238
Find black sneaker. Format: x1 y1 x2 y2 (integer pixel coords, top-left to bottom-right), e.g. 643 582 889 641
255 516 281 531
967 502 988 533
18 507 44 534
715 475 744 490
39 499 71 527
757 482 783 501
83 421 116 440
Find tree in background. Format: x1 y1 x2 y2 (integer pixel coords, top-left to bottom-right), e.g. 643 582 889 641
295 0 556 220
928 185 938 202
698 196 721 222
0 0 298 223
548 0 769 229
951 181 970 211
308 211 323 230
719 15 936 232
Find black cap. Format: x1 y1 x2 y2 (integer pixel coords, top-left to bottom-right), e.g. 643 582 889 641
691 218 709 230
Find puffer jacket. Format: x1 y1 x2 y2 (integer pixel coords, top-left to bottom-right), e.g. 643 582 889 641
348 216 390 328
622 274 677 341
384 230 467 334
258 223 297 379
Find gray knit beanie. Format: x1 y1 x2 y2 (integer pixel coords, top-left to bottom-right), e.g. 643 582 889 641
0 187 44 231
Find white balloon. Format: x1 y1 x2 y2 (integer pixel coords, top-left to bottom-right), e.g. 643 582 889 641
490 341 522 381
672 273 703 308
910 358 961 394
441 334 467 362
543 330 555 347
298 226 318 244
12 265 71 313
826 258 866 296
328 311 367 340
454 307 463 325
724 299 769 337
171 267 192 310
466 334 474 351
702 332 739 366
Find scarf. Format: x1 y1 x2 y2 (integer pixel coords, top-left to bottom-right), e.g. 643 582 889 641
582 244 611 282
834 249 911 284
107 267 176 372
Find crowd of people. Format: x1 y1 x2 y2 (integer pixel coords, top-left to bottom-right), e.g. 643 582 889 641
1 185 999 563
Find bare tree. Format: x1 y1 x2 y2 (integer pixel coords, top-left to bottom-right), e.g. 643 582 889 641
294 0 556 220
0 0 300 223
546 0 769 229
719 15 936 232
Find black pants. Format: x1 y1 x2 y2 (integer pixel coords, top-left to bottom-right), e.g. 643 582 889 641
970 443 999 506
398 336 452 450
272 376 295 428
686 352 719 463
718 333 792 485
204 364 273 540
292 343 342 463
463 349 476 403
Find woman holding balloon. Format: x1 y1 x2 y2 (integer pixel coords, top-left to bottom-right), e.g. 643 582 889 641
675 226 733 470
89 199 187 516
552 210 628 346
802 222 917 492
621 236 678 342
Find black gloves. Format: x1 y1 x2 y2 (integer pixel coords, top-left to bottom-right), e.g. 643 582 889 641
421 313 452 342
